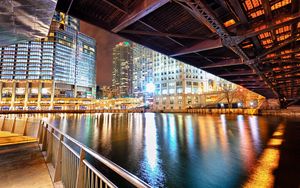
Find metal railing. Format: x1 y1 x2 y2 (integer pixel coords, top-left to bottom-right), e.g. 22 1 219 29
0 116 40 137
39 118 151 188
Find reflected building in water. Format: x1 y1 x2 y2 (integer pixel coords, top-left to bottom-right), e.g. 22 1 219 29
49 113 279 187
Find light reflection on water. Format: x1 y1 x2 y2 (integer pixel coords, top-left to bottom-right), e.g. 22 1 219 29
47 113 282 188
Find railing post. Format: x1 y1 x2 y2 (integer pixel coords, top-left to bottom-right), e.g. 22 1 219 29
76 148 86 188
46 128 54 162
42 124 48 151
54 134 64 182
11 117 16 133
38 120 43 144
22 117 28 136
0 116 5 131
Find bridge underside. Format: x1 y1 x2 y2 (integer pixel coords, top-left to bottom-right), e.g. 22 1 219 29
0 0 57 46
56 0 300 102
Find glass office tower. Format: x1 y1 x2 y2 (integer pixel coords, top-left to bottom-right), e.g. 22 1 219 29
0 12 96 110
112 42 133 97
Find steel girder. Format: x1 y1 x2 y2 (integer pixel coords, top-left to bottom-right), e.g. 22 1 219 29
174 0 279 97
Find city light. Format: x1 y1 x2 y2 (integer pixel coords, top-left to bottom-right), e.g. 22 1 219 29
145 83 155 93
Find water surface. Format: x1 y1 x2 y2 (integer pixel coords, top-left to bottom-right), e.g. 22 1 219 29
47 113 283 187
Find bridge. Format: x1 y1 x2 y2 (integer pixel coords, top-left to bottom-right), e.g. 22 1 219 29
1 0 299 106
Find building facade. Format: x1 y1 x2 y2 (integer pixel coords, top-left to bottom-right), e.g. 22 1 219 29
0 12 96 110
128 44 238 110
112 42 133 97
132 43 154 99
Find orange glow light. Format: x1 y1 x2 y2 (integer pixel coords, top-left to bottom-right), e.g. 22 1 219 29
275 26 291 34
250 9 264 18
243 44 254 48
259 32 271 39
271 0 291 11
243 0 262 11
224 19 236 27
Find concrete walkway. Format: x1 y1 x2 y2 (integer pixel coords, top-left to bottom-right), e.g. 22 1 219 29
0 142 53 188
0 131 37 146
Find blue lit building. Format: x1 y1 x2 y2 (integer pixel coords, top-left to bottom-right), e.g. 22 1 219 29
0 12 96 109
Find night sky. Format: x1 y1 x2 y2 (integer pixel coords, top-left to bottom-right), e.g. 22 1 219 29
80 21 124 86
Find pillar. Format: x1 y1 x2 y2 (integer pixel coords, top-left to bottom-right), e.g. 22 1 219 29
10 81 16 110
24 81 29 108
74 84 77 98
0 82 3 103
37 81 42 108
50 81 55 109
182 80 186 109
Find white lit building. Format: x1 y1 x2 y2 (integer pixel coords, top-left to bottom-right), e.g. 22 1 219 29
132 43 154 100
151 52 235 110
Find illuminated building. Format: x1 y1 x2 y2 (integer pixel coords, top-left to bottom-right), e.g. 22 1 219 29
151 52 236 110
129 44 238 110
132 43 153 99
0 12 96 110
112 42 133 97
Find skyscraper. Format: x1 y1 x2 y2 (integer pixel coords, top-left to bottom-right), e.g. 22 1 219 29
0 12 96 110
132 43 153 98
112 42 133 97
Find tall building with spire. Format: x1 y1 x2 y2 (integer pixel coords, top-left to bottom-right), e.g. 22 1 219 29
112 42 133 97
0 12 96 110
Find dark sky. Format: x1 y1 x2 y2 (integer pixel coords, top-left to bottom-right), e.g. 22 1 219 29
80 21 124 86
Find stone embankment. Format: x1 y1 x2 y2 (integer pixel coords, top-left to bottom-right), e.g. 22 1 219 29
0 108 299 116
0 109 145 114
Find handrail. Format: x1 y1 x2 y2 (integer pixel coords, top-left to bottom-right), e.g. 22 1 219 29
42 118 151 188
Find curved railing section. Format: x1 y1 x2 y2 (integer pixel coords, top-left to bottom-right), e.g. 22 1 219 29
39 118 151 188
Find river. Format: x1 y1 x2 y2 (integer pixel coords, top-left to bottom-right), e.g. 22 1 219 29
47 113 284 188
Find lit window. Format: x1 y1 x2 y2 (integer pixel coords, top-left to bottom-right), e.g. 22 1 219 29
224 19 236 27
271 0 291 11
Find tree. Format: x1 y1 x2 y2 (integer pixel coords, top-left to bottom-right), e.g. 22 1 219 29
220 84 239 108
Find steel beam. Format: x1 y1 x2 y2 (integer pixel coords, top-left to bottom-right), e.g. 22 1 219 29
227 0 263 51
171 38 223 57
218 70 255 77
261 48 300 60
137 20 185 47
227 0 248 23
241 12 300 39
200 58 243 69
258 34 300 58
262 59 300 64
174 0 248 58
175 0 278 97
102 0 128 14
120 30 207 40
230 78 263 82
112 0 169 33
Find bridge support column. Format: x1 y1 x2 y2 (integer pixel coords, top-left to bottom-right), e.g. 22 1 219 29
0 82 3 103
10 81 16 110
50 81 55 110
37 81 42 109
24 81 29 109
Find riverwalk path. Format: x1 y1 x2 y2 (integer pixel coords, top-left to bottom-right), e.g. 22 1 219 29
0 132 53 188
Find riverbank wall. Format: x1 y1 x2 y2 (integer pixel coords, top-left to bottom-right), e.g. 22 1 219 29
153 108 300 116
0 109 145 114
0 108 299 116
